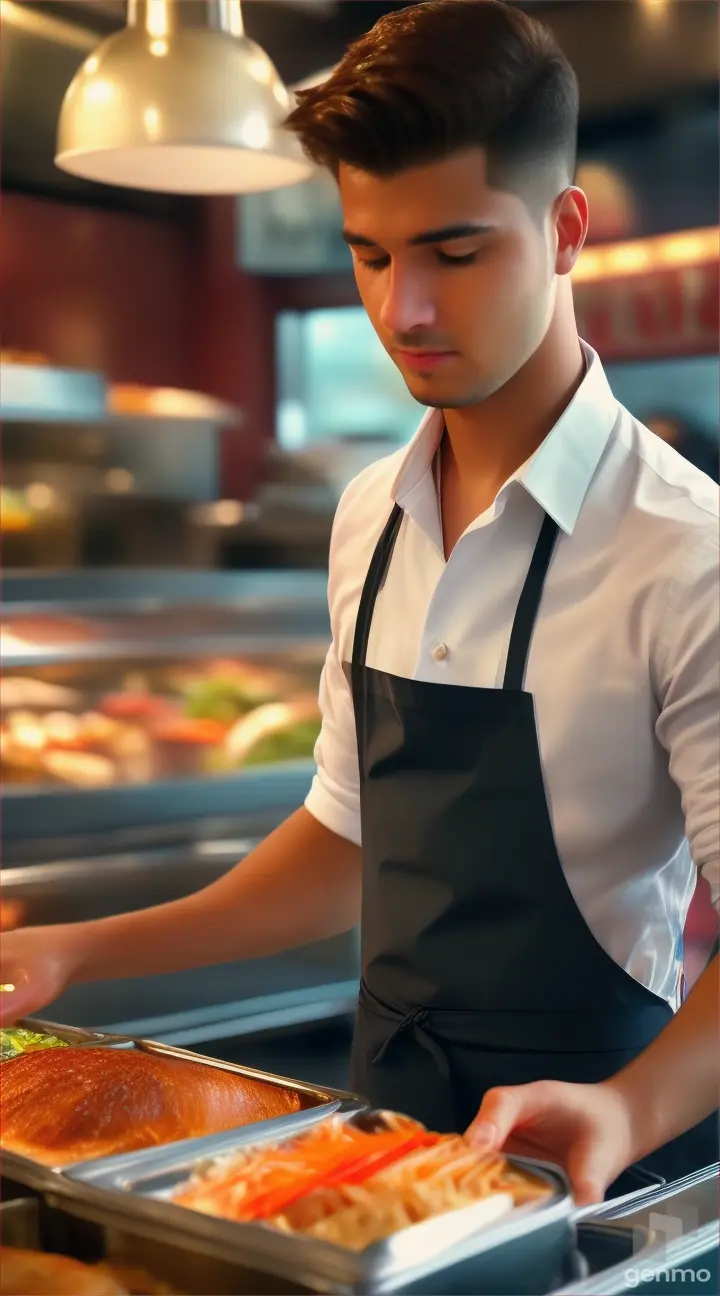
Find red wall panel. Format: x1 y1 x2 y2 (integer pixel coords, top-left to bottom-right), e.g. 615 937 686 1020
1 193 194 387
0 192 358 499
266 273 359 314
187 198 276 501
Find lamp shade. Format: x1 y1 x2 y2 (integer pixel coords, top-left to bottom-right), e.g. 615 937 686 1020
55 0 313 194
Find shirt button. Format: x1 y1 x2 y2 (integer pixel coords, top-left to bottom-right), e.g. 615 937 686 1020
432 643 449 662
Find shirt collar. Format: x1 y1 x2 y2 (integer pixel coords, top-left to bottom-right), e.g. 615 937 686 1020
391 342 619 536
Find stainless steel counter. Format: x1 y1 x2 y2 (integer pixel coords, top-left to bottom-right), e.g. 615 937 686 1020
2 764 316 854
559 1164 719 1295
2 827 360 1043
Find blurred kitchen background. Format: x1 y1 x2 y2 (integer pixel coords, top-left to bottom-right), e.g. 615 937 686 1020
1 0 718 1087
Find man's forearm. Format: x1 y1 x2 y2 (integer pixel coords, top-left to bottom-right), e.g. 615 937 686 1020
606 954 720 1161
58 809 362 987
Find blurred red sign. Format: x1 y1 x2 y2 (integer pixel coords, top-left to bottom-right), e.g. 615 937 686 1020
575 262 719 359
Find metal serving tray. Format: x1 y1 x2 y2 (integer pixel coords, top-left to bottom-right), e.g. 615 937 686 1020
3 1016 127 1049
557 1220 719 1295
1 1018 128 1189
0 1020 364 1196
0 1196 669 1296
579 1162 719 1229
62 1109 575 1295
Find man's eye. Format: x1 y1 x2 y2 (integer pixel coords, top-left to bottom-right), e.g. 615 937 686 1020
436 250 478 266
357 255 390 273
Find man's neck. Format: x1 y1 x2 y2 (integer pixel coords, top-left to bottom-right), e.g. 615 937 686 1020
442 329 586 493
437 322 586 560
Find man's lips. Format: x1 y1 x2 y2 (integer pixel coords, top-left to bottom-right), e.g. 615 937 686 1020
397 349 456 372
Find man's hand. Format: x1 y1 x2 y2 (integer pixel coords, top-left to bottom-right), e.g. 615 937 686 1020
0 926 78 1025
465 1079 634 1205
466 955 720 1205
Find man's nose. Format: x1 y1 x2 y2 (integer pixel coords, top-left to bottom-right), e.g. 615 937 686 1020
379 265 437 335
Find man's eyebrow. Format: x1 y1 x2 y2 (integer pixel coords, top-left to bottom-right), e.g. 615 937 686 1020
342 222 495 249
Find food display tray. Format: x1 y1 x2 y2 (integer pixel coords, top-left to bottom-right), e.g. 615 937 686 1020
5 1016 128 1048
61 1108 575 1295
0 1019 366 1195
0 1193 671 1296
0 1016 130 1192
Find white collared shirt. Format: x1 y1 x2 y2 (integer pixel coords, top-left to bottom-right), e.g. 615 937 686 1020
305 343 720 1007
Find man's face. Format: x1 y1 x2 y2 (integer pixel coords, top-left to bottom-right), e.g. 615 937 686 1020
339 148 561 408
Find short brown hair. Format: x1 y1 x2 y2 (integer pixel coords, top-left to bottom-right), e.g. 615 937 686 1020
285 0 579 196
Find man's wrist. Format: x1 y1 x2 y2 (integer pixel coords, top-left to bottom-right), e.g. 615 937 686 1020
601 1065 664 1167
54 918 124 988
51 923 88 988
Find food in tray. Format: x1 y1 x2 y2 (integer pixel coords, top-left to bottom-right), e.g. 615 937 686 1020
1 656 322 786
225 697 321 766
0 1248 181 1296
172 1112 552 1251
1 679 82 713
4 708 136 754
42 750 116 788
0 1246 127 1296
148 715 231 778
1 615 100 647
99 692 174 722
181 668 278 725
0 348 51 366
0 1027 69 1062
0 1047 301 1166
0 707 153 787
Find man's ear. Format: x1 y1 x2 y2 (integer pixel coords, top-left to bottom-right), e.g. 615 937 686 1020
554 186 589 276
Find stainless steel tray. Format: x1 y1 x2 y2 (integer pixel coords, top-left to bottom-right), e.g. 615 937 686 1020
0 1019 126 1191
0 1020 365 1195
557 1220 719 1295
0 1196 42 1250
0 1194 676 1296
3 1016 128 1049
556 1221 662 1295
61 1109 575 1294
578 1162 719 1228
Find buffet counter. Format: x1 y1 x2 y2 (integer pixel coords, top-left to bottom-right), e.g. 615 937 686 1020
1 570 359 1043
0 1019 716 1296
2 569 331 850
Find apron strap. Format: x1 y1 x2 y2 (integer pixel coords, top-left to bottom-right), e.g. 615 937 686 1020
352 504 404 667
503 513 560 691
353 503 559 687
372 1004 452 1079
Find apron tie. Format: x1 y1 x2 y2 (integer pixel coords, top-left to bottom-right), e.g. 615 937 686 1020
372 1006 451 1079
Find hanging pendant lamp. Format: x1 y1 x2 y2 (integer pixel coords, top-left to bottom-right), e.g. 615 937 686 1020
55 0 313 194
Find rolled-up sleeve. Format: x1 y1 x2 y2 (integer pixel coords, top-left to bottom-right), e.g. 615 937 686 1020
304 501 362 846
655 528 720 907
305 635 362 845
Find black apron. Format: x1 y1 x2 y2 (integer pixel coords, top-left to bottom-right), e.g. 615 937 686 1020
345 503 718 1189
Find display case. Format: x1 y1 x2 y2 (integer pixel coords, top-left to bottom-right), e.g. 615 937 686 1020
1 570 359 1049
2 569 330 847
0 361 245 568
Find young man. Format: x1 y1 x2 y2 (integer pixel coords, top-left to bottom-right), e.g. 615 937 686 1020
2 1 718 1201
